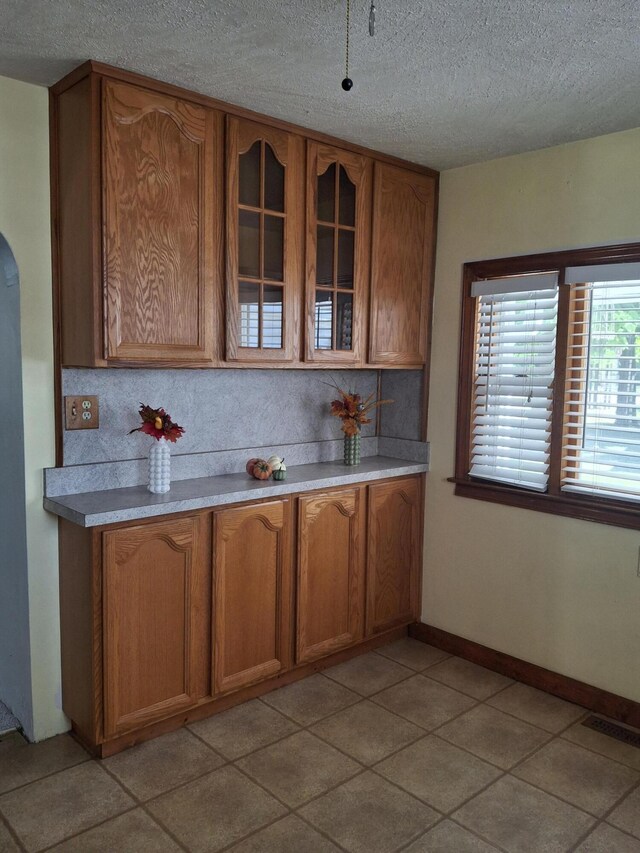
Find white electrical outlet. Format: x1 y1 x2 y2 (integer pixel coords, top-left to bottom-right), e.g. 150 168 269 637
64 395 99 430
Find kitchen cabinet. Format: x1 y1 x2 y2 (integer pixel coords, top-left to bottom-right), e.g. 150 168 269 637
369 163 436 366
305 143 371 364
54 74 223 366
212 499 293 693
226 117 304 363
296 487 365 663
53 63 438 372
57 474 424 755
102 515 211 737
366 476 423 634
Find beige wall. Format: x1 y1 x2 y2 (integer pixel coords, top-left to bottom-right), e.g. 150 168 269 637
426 127 640 702
0 75 64 739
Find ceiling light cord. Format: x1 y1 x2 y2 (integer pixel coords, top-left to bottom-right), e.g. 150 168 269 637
342 0 353 91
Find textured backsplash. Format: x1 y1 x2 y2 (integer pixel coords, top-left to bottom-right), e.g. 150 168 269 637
61 368 392 465
380 370 423 441
48 367 427 494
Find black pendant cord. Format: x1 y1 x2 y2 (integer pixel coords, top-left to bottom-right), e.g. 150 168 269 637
342 0 353 91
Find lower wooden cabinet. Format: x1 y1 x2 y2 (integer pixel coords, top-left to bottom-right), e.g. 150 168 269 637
296 487 365 663
58 474 424 754
366 477 423 635
102 515 211 738
212 499 292 694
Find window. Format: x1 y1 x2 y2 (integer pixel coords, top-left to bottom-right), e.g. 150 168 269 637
454 243 640 529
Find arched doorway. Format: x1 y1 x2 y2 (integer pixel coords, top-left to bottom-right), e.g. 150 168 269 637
0 233 33 735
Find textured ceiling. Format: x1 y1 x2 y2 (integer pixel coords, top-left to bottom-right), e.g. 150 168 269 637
1 1 639 169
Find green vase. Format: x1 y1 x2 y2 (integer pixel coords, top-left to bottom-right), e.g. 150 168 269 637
343 431 361 466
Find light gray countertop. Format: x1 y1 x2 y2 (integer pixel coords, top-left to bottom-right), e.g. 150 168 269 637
44 456 428 527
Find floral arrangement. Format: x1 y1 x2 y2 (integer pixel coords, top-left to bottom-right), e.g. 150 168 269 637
129 403 185 442
329 383 392 436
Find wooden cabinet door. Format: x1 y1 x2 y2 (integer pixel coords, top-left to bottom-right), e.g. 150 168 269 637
366 477 423 635
213 499 292 694
103 80 221 363
226 117 303 363
102 515 211 738
369 163 436 366
305 143 372 364
296 487 365 663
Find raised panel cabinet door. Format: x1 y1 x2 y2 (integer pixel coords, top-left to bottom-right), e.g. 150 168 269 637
305 142 372 364
366 477 423 635
213 499 292 694
226 116 303 363
369 163 436 366
102 515 211 738
103 79 220 363
296 488 365 663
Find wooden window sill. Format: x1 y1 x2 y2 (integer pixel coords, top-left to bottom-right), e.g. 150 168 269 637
448 477 640 531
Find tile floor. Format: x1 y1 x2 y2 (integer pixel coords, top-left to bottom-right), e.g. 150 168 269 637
1 638 640 852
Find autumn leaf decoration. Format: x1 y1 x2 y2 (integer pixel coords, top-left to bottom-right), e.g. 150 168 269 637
328 383 392 436
129 403 185 443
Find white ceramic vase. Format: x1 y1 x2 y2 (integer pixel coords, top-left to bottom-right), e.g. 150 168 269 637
148 440 171 493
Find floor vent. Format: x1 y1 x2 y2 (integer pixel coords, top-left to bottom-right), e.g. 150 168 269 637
581 715 640 749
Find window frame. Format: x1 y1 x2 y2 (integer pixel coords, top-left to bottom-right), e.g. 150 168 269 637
452 241 640 531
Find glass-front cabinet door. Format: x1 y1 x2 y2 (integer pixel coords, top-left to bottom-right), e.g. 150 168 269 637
305 143 372 364
226 117 303 362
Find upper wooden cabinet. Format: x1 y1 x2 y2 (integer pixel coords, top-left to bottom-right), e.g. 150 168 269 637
226 117 304 363
296 487 365 663
369 163 437 366
103 81 219 363
102 515 211 738
52 64 437 370
54 74 223 366
305 143 372 364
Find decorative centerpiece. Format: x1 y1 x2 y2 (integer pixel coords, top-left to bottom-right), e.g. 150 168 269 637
129 404 184 494
245 455 287 481
329 383 391 466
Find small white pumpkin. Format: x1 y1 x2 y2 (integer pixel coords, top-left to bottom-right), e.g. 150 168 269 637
278 461 287 472
267 455 283 471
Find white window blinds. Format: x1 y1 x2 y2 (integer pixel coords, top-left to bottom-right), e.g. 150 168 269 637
470 274 559 491
562 277 640 501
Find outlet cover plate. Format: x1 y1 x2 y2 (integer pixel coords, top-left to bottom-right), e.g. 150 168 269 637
64 395 99 430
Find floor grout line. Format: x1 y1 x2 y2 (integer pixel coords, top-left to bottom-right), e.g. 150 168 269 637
566 775 640 851
319 654 418 692
293 810 352 853
481 701 590 735
36 805 141 853
212 809 296 853
446 814 512 853
557 724 640 771
372 647 452 669
290 763 436 851
0 753 92 798
257 691 363 729
0 808 27 853
84 761 193 853
186 717 301 763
